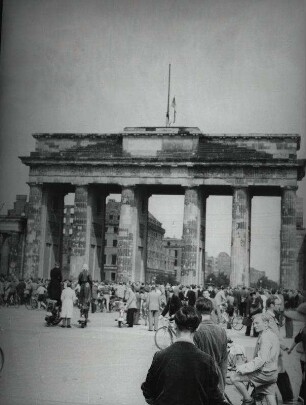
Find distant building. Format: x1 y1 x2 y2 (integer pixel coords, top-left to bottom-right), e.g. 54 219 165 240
296 197 306 291
146 213 166 282
163 237 184 283
103 199 121 282
0 195 28 278
62 205 74 279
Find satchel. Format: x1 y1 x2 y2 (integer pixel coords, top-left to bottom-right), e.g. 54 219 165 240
242 316 252 327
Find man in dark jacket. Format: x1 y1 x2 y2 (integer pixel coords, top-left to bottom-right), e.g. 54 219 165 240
141 306 228 405
160 286 182 318
194 297 228 392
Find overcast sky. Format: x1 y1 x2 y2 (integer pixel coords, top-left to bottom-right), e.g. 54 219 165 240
0 0 305 281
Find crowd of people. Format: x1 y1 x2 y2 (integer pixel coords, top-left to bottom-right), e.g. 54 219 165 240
0 266 305 404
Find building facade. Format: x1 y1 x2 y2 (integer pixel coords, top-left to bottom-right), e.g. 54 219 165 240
163 237 184 283
19 127 305 287
0 195 27 278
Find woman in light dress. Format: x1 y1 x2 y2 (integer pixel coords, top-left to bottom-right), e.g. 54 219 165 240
60 281 76 328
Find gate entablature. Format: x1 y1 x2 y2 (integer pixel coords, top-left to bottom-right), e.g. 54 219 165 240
20 129 304 190
20 128 306 288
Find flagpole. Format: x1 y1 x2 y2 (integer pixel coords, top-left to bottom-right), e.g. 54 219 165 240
166 64 171 127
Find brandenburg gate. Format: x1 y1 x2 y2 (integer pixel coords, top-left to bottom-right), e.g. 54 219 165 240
20 127 305 288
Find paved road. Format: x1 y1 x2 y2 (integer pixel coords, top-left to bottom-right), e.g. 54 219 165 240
0 306 303 405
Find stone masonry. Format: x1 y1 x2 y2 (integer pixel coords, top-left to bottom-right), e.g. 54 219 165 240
20 127 306 287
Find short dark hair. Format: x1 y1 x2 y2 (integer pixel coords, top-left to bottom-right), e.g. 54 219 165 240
174 306 201 333
195 297 213 315
266 296 277 308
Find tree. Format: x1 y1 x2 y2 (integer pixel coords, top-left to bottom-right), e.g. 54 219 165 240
252 275 279 291
205 272 230 288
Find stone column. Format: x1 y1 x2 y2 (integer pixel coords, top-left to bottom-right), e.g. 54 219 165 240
40 189 65 279
181 188 206 286
280 186 298 289
8 232 20 277
0 234 9 275
24 183 44 279
230 187 251 287
91 190 107 281
117 187 148 283
70 186 93 279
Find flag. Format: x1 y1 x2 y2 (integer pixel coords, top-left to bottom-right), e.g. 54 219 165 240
171 97 176 123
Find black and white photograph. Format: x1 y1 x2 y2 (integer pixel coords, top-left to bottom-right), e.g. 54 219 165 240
0 1 305 404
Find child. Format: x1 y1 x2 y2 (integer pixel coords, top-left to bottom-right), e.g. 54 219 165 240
60 281 76 328
36 283 47 309
117 300 126 327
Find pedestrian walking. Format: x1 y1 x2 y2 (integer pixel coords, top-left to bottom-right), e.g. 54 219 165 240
147 285 162 331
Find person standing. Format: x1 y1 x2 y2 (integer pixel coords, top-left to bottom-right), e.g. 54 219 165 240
245 291 262 337
186 285 197 307
60 281 77 328
286 302 306 403
240 287 248 317
47 262 62 307
266 296 294 404
194 297 228 392
203 289 220 323
78 264 92 322
141 306 227 405
160 286 182 318
125 284 137 327
147 285 162 331
215 286 227 310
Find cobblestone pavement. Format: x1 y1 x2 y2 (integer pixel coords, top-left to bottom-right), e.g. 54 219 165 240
0 306 303 405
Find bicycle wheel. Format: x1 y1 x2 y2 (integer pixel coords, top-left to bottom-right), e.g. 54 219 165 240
232 315 244 331
0 348 4 372
219 312 227 327
154 326 174 350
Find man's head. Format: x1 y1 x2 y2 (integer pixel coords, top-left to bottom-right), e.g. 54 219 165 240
253 313 270 333
266 296 281 312
195 297 212 315
203 290 210 299
174 306 201 334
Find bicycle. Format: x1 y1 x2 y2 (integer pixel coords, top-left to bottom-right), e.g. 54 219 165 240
219 306 244 330
225 379 279 405
24 295 38 310
154 317 176 350
5 293 21 308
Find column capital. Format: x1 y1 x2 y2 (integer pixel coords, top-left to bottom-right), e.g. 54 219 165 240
281 185 298 192
73 184 89 189
232 186 250 191
27 181 43 187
